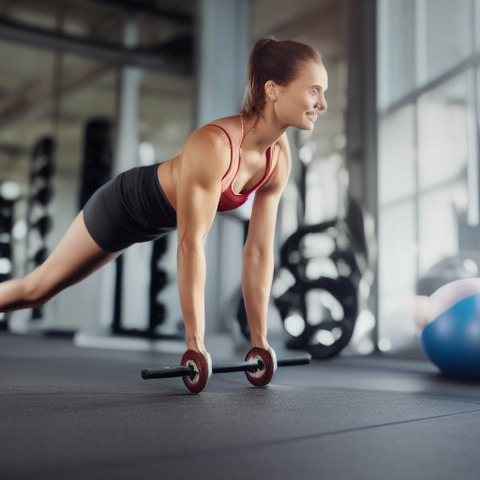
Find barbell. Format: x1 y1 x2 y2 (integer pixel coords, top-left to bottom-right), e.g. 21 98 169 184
142 348 311 394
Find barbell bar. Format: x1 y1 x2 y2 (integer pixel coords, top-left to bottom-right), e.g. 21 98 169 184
141 354 311 380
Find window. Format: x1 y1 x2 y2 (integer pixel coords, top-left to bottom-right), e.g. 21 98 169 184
377 0 479 354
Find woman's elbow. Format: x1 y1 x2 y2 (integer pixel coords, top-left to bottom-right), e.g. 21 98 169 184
243 244 272 263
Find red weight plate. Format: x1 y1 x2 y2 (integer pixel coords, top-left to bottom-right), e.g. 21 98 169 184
181 349 211 394
244 347 277 387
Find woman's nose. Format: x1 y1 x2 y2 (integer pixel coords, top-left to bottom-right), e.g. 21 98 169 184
318 95 327 112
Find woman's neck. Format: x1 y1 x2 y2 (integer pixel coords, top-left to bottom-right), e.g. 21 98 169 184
240 112 286 153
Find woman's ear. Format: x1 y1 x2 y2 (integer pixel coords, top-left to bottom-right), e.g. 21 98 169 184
264 81 278 102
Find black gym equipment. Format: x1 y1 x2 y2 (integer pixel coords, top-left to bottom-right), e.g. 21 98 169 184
34 186 54 206
0 198 15 285
26 137 56 321
78 118 113 210
148 236 170 332
274 214 362 359
272 194 376 359
0 189 19 329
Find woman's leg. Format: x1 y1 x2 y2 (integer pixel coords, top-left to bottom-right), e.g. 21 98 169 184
0 211 123 312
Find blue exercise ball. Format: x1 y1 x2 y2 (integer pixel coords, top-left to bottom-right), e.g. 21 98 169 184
422 292 480 379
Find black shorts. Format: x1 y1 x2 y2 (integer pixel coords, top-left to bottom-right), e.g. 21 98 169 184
83 164 177 252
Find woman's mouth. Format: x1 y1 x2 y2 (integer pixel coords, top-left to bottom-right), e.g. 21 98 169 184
307 111 318 123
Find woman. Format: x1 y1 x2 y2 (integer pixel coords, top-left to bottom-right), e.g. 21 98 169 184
0 37 328 390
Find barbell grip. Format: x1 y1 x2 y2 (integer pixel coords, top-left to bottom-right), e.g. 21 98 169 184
212 361 260 374
277 355 312 367
141 366 194 380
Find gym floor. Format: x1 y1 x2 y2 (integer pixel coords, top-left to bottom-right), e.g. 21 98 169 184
1 332 480 480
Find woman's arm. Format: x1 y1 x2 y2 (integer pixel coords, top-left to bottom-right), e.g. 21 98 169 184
242 134 291 349
175 126 230 355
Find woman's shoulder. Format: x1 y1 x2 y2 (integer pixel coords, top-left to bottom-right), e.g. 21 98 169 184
182 116 237 163
204 114 241 129
189 115 242 146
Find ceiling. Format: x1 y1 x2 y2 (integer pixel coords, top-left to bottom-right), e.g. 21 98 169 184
0 0 347 187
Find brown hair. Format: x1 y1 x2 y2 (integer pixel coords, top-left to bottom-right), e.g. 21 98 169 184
241 37 322 118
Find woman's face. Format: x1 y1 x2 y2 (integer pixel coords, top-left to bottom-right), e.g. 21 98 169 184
273 60 328 131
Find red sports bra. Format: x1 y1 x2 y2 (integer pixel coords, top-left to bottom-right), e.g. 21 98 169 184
207 116 279 212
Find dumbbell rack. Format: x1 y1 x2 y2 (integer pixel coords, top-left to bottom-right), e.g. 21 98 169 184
0 192 16 329
25 137 55 320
